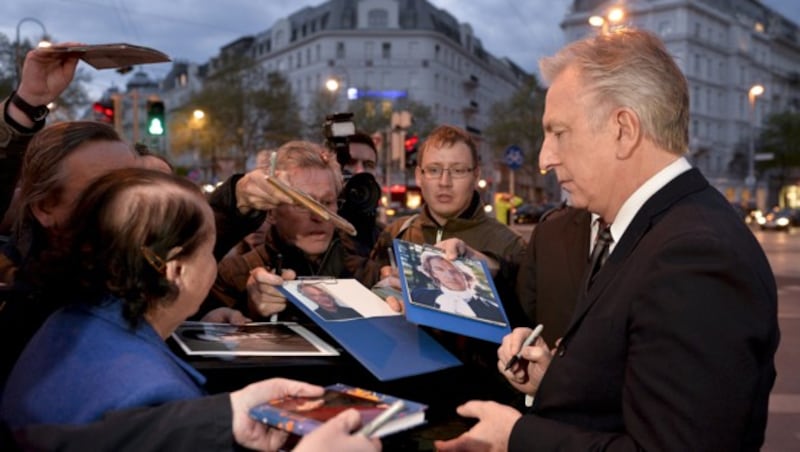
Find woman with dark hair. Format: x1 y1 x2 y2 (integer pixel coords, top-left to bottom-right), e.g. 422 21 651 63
0 168 380 452
1 168 216 426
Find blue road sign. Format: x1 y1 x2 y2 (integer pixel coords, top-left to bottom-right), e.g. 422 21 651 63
504 145 524 171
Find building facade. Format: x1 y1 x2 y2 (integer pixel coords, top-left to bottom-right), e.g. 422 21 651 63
562 0 800 207
163 0 529 182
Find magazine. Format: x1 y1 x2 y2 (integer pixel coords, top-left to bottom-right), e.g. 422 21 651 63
171 321 339 357
249 383 426 438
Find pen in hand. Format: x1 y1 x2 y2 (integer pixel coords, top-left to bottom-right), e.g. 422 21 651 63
357 400 405 437
504 324 544 371
269 253 283 323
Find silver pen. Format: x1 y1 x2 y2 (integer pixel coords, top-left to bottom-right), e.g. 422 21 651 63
504 324 544 371
357 400 405 437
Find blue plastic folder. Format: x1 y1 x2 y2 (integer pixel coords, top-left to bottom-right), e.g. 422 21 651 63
279 282 460 381
392 239 513 344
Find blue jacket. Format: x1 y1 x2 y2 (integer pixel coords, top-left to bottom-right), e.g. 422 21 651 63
1 296 206 427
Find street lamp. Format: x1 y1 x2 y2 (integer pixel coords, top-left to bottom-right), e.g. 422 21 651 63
746 84 765 204
15 17 51 85
589 6 625 34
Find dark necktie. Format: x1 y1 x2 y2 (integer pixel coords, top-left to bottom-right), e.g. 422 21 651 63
588 224 613 287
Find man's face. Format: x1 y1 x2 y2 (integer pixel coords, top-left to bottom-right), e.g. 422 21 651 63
301 285 336 310
539 66 615 215
39 140 137 230
271 167 337 257
429 257 468 291
344 142 377 175
414 141 478 224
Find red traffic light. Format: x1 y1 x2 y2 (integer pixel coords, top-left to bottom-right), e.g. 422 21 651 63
404 135 419 151
92 101 114 123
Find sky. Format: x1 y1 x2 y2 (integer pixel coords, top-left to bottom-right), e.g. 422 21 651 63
2 0 799 100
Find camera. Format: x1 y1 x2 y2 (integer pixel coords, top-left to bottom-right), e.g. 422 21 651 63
323 113 357 172
322 113 382 250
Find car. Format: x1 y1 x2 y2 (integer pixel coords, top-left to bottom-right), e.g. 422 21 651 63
758 207 800 231
513 203 558 224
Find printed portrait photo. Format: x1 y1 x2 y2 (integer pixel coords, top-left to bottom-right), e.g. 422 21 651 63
394 241 507 327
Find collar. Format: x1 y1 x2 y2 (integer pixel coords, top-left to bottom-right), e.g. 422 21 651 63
608 157 691 252
421 191 483 228
87 295 207 387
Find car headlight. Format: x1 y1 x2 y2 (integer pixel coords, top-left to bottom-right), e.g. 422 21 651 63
777 217 790 227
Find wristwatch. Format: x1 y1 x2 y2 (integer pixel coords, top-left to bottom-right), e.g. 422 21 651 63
9 90 50 123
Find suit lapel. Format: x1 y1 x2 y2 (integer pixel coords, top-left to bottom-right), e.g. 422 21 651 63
563 169 709 338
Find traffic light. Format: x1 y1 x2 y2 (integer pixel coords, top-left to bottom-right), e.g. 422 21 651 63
92 100 114 124
404 134 419 168
146 100 165 136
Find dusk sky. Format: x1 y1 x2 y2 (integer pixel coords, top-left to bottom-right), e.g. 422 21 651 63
2 0 798 99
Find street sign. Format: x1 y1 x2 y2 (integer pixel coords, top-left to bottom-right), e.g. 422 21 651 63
754 152 775 162
504 145 524 171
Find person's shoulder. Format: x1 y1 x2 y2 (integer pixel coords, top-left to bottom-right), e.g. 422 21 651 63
539 203 587 223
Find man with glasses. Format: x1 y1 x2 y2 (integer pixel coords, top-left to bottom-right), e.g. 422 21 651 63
360 125 528 425
363 125 526 319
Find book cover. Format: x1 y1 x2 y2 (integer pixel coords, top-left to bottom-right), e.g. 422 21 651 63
171 321 339 357
392 239 512 343
249 383 426 438
39 43 170 69
278 279 461 380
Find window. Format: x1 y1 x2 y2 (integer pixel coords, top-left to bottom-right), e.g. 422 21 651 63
367 9 389 28
365 41 374 59
336 42 345 59
382 42 391 59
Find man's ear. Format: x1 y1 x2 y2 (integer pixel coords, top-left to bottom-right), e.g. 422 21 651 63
614 107 642 159
31 198 57 229
414 166 423 186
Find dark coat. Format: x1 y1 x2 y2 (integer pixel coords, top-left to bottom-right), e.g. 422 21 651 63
516 205 591 344
510 169 779 451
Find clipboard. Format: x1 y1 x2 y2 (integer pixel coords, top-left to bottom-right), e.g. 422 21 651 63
39 43 170 70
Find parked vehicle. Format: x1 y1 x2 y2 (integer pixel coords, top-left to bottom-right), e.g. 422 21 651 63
758 207 800 231
513 203 557 224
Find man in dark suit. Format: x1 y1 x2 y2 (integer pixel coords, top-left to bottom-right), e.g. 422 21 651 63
516 204 591 344
436 29 779 452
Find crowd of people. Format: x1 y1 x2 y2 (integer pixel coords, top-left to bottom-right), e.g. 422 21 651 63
0 28 779 452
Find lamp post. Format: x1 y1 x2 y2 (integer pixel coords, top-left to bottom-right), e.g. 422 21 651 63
746 84 764 204
589 6 625 34
15 17 51 85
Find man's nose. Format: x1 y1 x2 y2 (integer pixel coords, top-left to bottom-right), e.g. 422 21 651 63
539 138 557 173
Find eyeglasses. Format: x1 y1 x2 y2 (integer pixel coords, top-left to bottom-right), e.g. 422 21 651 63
419 165 475 179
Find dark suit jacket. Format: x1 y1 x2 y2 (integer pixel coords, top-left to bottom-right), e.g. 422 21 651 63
509 168 779 451
517 206 592 344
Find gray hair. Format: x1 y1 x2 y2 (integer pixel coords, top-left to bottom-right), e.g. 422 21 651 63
539 29 689 155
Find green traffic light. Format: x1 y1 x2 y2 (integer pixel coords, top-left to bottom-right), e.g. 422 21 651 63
148 118 164 136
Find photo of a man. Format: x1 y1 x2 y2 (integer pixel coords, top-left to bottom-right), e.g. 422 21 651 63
297 283 363 321
409 249 506 326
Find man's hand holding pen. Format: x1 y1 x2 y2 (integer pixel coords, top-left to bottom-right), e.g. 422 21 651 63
497 326 553 396
246 266 296 318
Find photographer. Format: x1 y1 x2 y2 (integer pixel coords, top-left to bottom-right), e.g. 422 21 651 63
324 114 384 257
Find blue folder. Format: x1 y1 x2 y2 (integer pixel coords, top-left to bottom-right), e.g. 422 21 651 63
278 284 461 381
392 239 513 344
